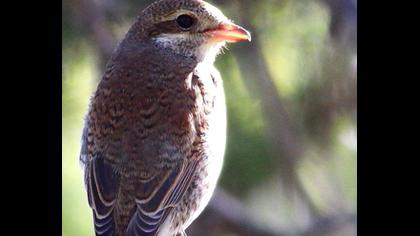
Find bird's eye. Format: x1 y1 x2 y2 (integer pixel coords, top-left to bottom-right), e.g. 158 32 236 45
176 14 195 29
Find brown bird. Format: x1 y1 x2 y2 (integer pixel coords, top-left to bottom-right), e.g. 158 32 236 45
80 0 250 235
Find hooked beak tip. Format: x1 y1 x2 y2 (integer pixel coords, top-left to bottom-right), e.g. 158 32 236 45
208 23 251 43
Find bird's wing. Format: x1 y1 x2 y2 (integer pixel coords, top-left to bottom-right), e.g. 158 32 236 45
81 125 120 236
126 157 200 236
81 46 201 235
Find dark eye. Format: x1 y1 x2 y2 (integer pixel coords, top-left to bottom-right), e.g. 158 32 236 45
176 14 195 29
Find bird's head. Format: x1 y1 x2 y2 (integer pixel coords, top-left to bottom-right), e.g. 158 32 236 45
127 0 251 63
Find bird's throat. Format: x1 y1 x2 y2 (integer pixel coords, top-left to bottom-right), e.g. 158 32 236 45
153 34 224 64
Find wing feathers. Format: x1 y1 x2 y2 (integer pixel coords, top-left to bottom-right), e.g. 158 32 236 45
164 160 198 207
86 156 120 236
126 209 168 236
138 163 183 213
94 212 115 235
127 159 199 236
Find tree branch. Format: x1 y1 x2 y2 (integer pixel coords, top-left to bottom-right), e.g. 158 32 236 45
188 189 356 236
230 3 321 219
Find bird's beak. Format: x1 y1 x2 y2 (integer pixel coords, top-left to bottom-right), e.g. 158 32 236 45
208 23 251 43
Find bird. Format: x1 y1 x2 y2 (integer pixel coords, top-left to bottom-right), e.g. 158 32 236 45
79 0 251 235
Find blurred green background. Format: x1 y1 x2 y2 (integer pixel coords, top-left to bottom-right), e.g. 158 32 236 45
62 0 356 235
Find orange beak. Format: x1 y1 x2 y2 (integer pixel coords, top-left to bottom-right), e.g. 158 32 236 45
208 23 251 43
